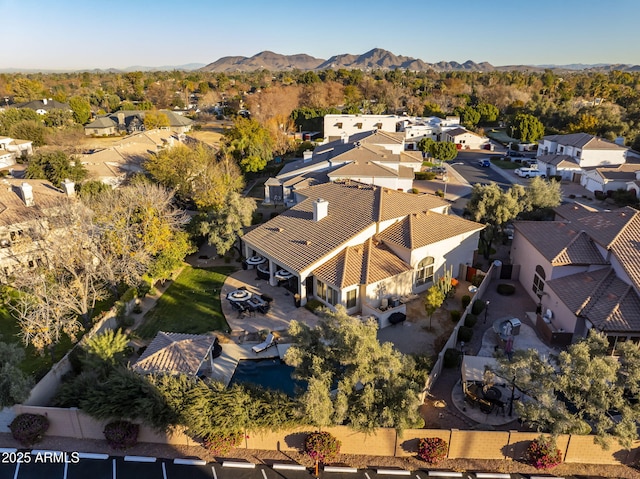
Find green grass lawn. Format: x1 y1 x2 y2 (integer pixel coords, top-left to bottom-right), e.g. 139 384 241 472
136 265 236 339
491 159 521 170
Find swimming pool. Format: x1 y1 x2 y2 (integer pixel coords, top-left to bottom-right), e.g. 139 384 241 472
229 358 304 397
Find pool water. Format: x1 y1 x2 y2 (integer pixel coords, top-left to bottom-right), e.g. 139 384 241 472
229 358 305 397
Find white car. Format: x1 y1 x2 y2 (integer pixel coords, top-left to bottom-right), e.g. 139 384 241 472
515 167 544 178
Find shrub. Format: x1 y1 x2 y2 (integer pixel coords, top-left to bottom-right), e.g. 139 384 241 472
443 348 461 368
304 299 323 313
464 314 477 328
304 431 341 464
497 283 516 295
417 437 448 464
203 430 245 456
435 189 444 198
471 299 486 315
415 171 436 180
461 295 471 310
525 436 563 470
471 273 484 286
103 420 139 450
458 326 473 342
408 188 419 194
450 310 461 323
9 413 49 446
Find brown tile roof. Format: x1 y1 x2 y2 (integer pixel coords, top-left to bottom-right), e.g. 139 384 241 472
378 210 484 249
0 179 68 227
546 269 640 333
514 220 609 266
328 160 402 179
358 129 404 144
131 332 216 375
313 238 412 288
242 182 448 272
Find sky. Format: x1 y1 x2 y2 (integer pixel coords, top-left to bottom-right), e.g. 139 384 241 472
2 0 639 71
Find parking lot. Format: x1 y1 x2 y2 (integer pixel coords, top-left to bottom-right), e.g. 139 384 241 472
0 451 578 479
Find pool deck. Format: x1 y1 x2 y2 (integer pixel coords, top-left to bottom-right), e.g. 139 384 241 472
210 342 292 386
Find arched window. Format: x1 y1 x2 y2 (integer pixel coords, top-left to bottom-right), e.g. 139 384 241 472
415 257 435 286
532 265 546 297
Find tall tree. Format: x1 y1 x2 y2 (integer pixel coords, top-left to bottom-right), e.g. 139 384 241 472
513 113 545 143
496 331 640 449
223 117 274 173
25 150 87 186
68 96 92 125
143 110 170 130
285 306 426 431
424 285 445 331
0 340 33 406
466 183 524 258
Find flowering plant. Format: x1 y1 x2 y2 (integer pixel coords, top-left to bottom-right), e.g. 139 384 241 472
417 437 448 464
9 413 49 447
304 431 341 464
525 436 563 470
203 431 245 456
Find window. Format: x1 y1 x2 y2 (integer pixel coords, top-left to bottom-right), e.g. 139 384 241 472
415 257 435 286
346 289 357 309
316 279 338 306
532 265 546 297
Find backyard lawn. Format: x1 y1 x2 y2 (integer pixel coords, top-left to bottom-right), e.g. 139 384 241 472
136 265 235 339
491 158 521 170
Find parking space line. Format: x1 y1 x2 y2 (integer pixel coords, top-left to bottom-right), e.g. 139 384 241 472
212 465 218 479
261 468 268 479
113 458 117 479
13 462 19 479
63 461 68 479
162 461 167 479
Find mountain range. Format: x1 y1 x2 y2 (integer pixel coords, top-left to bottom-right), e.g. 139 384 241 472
200 48 640 73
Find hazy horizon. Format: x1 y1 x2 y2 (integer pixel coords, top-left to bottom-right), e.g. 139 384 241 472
2 0 639 71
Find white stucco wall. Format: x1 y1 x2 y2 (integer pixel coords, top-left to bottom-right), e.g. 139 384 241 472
579 149 625 167
324 115 401 138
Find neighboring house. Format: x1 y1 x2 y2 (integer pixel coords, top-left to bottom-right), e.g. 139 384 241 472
323 114 465 149
131 332 219 376
264 130 422 204
510 203 640 350
536 133 628 183
441 127 490 150
0 136 33 167
0 179 74 282
79 129 180 186
243 181 484 327
84 110 194 136
14 98 70 115
580 162 640 198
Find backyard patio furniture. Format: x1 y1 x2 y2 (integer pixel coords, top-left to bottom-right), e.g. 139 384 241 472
388 312 406 325
252 333 276 353
227 289 252 302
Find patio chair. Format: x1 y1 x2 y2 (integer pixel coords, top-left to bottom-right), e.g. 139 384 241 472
252 333 276 353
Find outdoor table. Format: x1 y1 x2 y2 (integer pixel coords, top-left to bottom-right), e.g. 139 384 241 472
275 269 293 281
227 289 252 302
483 386 502 401
246 255 267 266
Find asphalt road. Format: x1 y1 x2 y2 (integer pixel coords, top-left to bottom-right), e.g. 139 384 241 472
450 151 513 189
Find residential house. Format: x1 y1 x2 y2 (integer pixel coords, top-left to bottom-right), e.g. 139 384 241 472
264 130 422 204
580 161 640 199
535 133 628 183
441 127 490 150
14 98 70 115
84 110 194 136
0 179 73 282
243 181 484 327
0 136 33 168
510 203 640 350
79 129 180 187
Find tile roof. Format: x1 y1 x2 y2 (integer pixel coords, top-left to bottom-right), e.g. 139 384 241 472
542 133 627 150
358 129 405 144
242 181 448 272
86 117 117 129
0 179 68 227
328 160 402 179
131 332 216 375
378 210 484 249
546 269 640 333
513 221 608 266
537 154 579 167
313 238 412 288
446 127 481 138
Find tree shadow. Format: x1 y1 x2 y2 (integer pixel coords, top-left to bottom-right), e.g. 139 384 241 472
284 430 311 450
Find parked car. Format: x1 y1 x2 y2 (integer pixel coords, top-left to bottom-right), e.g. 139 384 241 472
477 159 491 167
515 167 544 178
430 166 447 174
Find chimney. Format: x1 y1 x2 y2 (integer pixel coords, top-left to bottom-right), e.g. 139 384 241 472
341 132 348 144
117 112 125 125
303 150 313 162
313 198 328 221
20 182 34 207
42 98 47 105
61 178 75 197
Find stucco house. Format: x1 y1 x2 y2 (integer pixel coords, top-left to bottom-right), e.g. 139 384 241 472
510 203 640 351
14 98 70 115
264 130 422 204
535 133 628 183
243 181 484 327
441 127 489 150
580 162 640 199
0 136 33 167
84 110 194 136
